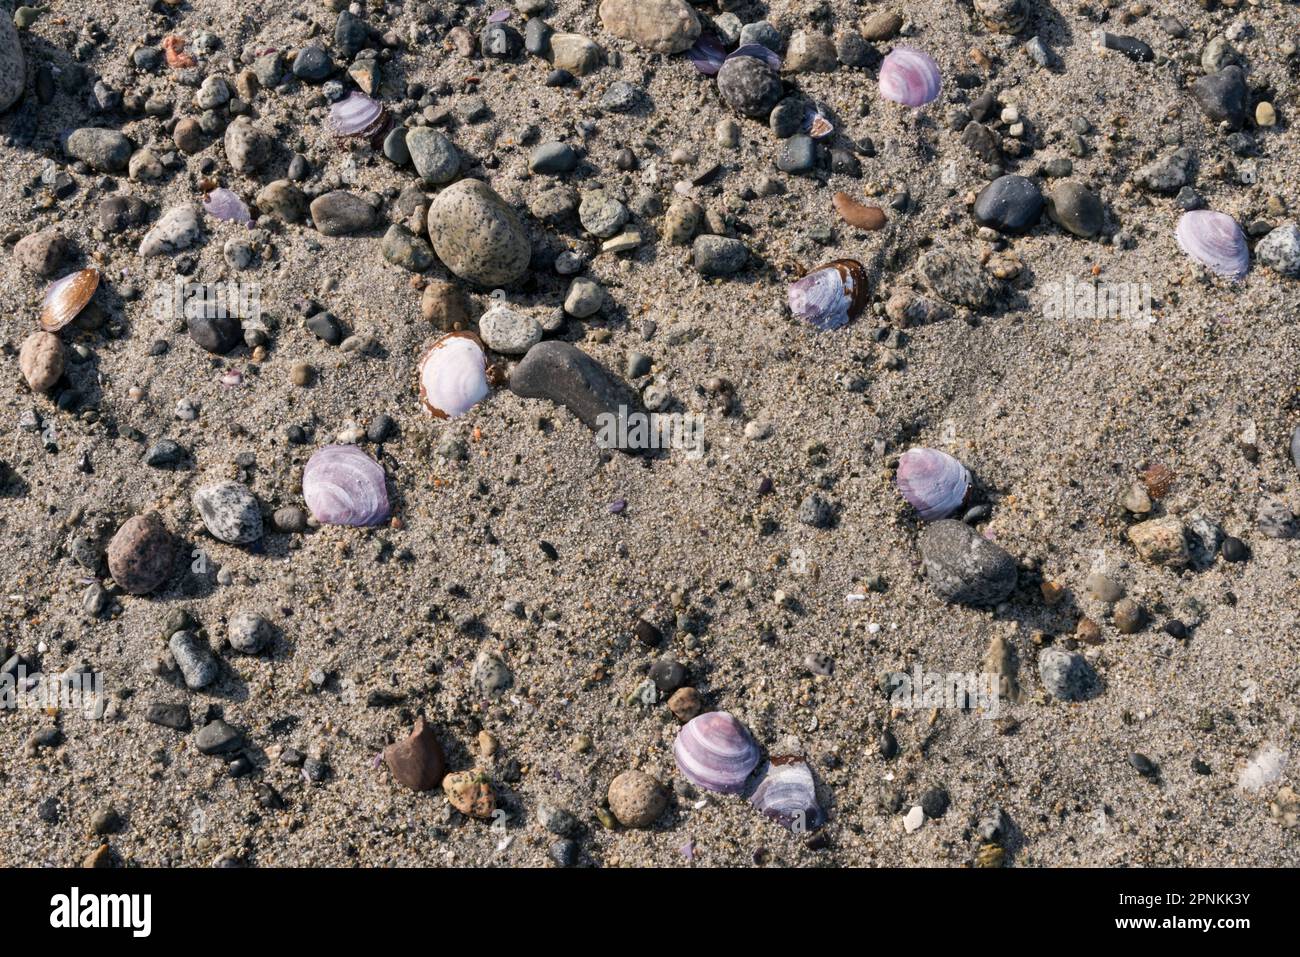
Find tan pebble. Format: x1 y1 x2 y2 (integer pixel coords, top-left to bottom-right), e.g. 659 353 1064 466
477 730 497 758
607 769 668 828
19 331 64 393
668 686 702 722
290 362 315 386
442 769 495 819
1076 617 1102 644
1255 102 1276 127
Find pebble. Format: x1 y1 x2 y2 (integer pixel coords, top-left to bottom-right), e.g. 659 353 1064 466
292 45 333 82
255 181 308 223
19 331 63 393
193 481 263 544
1113 598 1145 634
598 0 700 54
862 11 903 42
1133 148 1192 194
692 235 748 276
65 128 132 173
427 179 531 287
443 770 496 818
607 769 668 828
717 55 782 119
973 175 1043 234
777 134 817 175
15 229 68 276
530 142 577 175
106 513 175 595
564 277 605 318
511 341 642 444
600 81 641 113
918 520 1018 605
310 192 377 237
1191 67 1247 130
832 193 886 230
406 128 460 185
1255 224 1300 278
0 15 23 111
579 190 629 238
228 612 272 654
479 303 543 354
785 32 837 73
194 719 243 755
1045 181 1103 238
917 248 996 310
1037 648 1097 700
1126 516 1189 568
169 631 219 690
224 117 272 174
188 313 241 354
139 205 201 257
384 718 446 791
422 280 474 330
380 224 434 272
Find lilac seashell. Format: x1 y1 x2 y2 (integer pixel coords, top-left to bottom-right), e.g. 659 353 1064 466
749 757 824 832
787 259 868 331
896 447 971 520
203 188 251 225
328 92 384 137
673 711 760 794
417 333 490 419
726 42 781 72
686 32 728 75
487 9 511 23
303 445 391 527
1176 210 1249 280
879 47 942 107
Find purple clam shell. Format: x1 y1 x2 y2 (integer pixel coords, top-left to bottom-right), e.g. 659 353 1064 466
896 447 971 520
879 47 941 107
329 92 384 137
787 261 867 331
203 188 252 225
1176 210 1249 280
487 9 511 23
686 32 728 75
303 445 391 527
726 42 782 72
673 711 761 794
749 757 824 832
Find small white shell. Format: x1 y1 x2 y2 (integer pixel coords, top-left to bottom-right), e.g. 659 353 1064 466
417 332 490 419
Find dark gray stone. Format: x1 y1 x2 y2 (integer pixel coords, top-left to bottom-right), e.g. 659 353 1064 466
510 341 646 451
918 519 1018 605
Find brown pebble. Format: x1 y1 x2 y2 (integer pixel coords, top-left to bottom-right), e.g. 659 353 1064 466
106 512 176 595
19 331 64 392
82 844 112 868
421 279 474 331
607 769 668 828
832 192 886 230
668 686 703 722
1076 617 1103 644
290 362 315 387
442 769 496 818
383 717 446 792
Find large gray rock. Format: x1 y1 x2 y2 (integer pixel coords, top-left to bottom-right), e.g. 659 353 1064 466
406 128 460 185
510 341 646 451
0 15 23 112
193 481 263 544
598 0 700 54
65 128 132 173
426 179 530 287
1255 224 1300 278
918 520 1018 605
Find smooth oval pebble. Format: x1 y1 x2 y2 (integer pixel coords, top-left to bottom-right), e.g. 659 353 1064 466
832 193 886 230
607 769 668 828
749 756 824 831
673 711 761 793
879 47 941 107
19 331 63 393
426 179 530 287
106 512 175 595
193 481 263 544
228 612 272 654
302 444 391 527
973 175 1043 234
918 519 1018 605
787 259 869 331
1176 210 1249 280
0 15 24 112
384 718 446 792
896 447 971 520
40 268 100 332
417 332 491 419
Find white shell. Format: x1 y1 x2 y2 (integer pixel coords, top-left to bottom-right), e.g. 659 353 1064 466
417 333 490 419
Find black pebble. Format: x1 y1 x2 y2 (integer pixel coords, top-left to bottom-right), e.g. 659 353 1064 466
919 786 950 818
1163 620 1188 639
634 618 662 647
878 728 898 759
1221 536 1250 562
1129 752 1159 778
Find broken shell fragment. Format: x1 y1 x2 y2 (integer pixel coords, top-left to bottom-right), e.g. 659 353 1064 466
749 756 824 832
787 259 869 331
417 333 491 419
302 444 391 527
40 268 100 332
203 187 252 225
896 447 972 520
328 91 391 142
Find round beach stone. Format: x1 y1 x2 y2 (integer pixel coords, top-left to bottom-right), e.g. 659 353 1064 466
406 128 460 185
139 205 201 257
228 612 272 654
310 191 377 236
1255 224 1300 278
426 179 531 287
15 229 67 276
193 481 263 544
717 55 783 119
0 15 25 112
223 117 273 174
478 303 542 354
918 519 1018 605
607 769 668 828
255 180 308 223
1045 181 1103 238
578 190 628 238
65 128 132 173
107 512 175 595
692 235 748 276
598 0 700 54
973 175 1043 234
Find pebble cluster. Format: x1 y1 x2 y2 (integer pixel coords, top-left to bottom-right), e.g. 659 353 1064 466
1 0 1299 868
